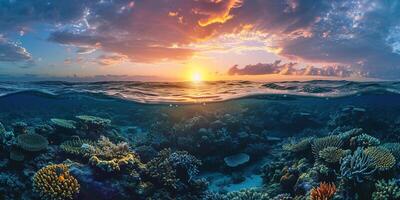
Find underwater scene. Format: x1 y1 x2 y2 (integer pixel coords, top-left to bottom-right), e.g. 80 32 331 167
0 80 400 200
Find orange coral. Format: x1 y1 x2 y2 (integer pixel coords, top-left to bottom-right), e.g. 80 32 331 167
310 182 336 200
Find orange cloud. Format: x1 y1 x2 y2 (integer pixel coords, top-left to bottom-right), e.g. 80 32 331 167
197 0 243 27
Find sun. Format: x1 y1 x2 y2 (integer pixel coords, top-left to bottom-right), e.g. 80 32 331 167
191 72 203 82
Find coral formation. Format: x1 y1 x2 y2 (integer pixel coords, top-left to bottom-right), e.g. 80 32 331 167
16 133 48 152
225 189 270 200
350 133 380 147
76 115 111 133
372 179 400 200
381 142 400 159
33 164 80 200
318 147 346 163
310 182 336 200
224 153 250 167
51 118 77 129
364 146 396 171
340 148 376 183
283 137 313 153
311 135 343 157
60 138 96 157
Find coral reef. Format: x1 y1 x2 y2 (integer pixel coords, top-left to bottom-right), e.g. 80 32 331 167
283 137 313 153
350 133 381 147
340 148 376 183
311 135 343 157
60 138 96 157
51 118 77 130
33 164 80 200
16 133 48 152
76 115 111 133
310 182 336 200
372 179 400 200
225 188 270 200
364 146 396 171
318 147 346 163
381 142 400 159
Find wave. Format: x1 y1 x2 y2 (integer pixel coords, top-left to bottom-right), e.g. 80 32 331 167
0 80 398 104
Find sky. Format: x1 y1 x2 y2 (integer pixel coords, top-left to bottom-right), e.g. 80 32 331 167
0 0 400 81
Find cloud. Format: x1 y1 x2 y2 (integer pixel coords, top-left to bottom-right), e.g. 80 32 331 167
97 54 128 66
0 37 32 62
228 60 360 77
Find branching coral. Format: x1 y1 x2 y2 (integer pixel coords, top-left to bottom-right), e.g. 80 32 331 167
60 138 96 157
312 135 343 157
372 179 400 200
350 134 380 147
225 189 270 200
17 133 48 152
364 146 396 171
146 149 201 190
310 182 336 200
340 148 376 183
33 164 80 200
318 147 346 163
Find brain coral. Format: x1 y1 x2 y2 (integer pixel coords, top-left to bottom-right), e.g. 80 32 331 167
364 146 396 171
60 139 96 157
318 147 346 163
33 164 80 200
312 135 343 157
17 133 48 152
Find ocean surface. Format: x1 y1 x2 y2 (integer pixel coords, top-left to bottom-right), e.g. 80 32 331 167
1 80 400 200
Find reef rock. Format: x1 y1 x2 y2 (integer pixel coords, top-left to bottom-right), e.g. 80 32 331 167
224 153 250 168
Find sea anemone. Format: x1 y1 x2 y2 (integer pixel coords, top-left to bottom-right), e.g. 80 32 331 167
364 146 396 171
310 182 336 200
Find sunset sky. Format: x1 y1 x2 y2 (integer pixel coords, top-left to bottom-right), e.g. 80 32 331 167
0 0 400 81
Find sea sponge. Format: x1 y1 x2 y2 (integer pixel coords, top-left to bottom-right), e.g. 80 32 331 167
225 189 270 200
312 135 343 157
318 147 346 163
381 143 400 159
51 118 76 129
350 133 380 147
310 182 336 200
364 146 396 171
372 179 400 200
33 164 80 200
340 148 376 183
60 139 96 157
17 133 48 152
283 137 313 153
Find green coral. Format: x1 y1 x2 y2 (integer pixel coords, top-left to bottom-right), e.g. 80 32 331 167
51 118 76 129
225 189 270 200
381 143 400 160
312 135 343 157
372 179 400 200
17 133 48 152
364 147 396 171
318 147 346 163
351 134 380 147
60 139 96 157
283 137 313 153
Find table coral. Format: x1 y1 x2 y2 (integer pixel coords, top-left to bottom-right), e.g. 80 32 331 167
17 133 48 152
364 146 396 171
33 164 80 200
60 138 96 157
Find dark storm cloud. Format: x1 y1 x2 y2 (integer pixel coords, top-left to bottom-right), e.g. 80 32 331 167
228 60 359 77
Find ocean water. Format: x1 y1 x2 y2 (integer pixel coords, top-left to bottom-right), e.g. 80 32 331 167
1 80 400 199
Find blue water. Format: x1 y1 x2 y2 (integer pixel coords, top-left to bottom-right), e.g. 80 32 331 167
1 80 400 199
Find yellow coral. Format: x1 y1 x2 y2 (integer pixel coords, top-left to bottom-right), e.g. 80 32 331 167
33 164 80 200
312 135 343 157
318 147 346 163
364 147 396 171
89 153 144 172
